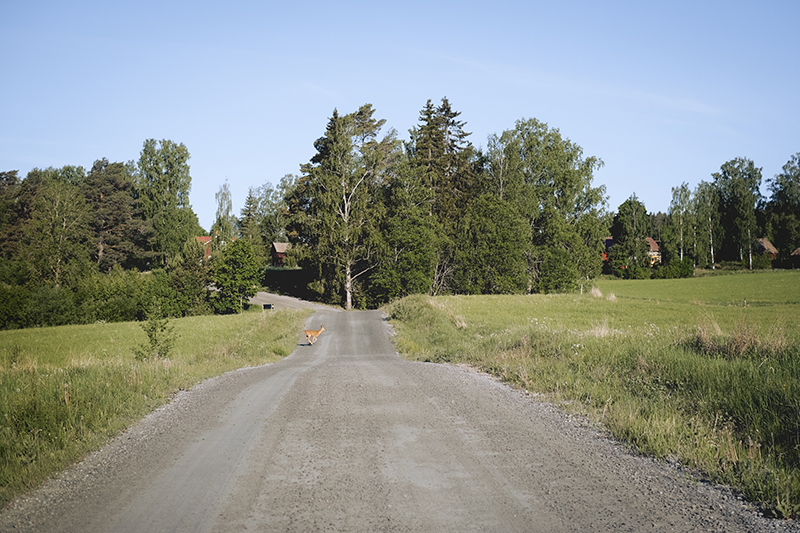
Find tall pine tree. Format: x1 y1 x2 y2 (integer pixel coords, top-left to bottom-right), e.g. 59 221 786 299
82 159 149 271
407 98 476 234
289 105 398 309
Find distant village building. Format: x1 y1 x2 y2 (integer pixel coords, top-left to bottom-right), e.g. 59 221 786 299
791 247 800 269
272 242 290 267
601 237 661 266
756 238 778 259
196 236 212 260
646 237 661 266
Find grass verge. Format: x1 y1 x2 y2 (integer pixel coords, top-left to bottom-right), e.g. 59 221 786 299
0 308 312 505
385 270 800 519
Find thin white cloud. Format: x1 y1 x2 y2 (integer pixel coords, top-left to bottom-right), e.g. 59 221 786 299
423 49 723 118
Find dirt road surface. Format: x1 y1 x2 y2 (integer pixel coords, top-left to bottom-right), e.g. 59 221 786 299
247 291 333 312
2 309 797 532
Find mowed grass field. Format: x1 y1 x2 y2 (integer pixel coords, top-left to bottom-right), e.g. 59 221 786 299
0 308 312 505
386 270 800 518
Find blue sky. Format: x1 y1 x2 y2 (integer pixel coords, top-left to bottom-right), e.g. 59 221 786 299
2 1 798 231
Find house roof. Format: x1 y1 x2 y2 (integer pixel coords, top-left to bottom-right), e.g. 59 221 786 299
646 237 660 252
272 242 290 253
756 238 778 255
791 247 800 257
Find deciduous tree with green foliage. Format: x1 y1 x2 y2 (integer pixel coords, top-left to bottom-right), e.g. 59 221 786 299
211 179 237 247
666 182 694 263
22 176 93 287
712 157 762 267
484 118 607 292
259 174 296 245
609 194 651 278
693 180 721 269
373 161 447 300
453 194 529 294
764 153 800 265
211 239 260 314
135 139 200 265
169 237 212 316
0 171 21 260
289 105 398 309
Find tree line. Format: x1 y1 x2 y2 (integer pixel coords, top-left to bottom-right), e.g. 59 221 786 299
0 139 269 328
2 99 799 324
610 154 800 279
282 100 608 309
279 99 799 307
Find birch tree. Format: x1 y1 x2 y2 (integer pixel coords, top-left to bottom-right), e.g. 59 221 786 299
668 182 693 262
290 105 398 309
135 139 199 264
694 180 721 269
712 158 762 267
485 118 607 291
23 178 92 286
765 153 800 264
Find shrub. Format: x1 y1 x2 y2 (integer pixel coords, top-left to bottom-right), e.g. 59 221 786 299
24 285 80 327
653 258 694 279
624 264 652 280
0 285 30 330
73 267 143 323
138 269 182 319
133 302 177 360
750 253 774 270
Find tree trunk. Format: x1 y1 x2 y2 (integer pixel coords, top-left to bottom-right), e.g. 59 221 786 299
708 215 715 269
345 262 353 310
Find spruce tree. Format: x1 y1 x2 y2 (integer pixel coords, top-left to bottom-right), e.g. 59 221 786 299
290 105 398 309
407 98 476 234
239 187 267 264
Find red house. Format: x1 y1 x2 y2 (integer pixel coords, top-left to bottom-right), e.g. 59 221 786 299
196 236 212 259
272 242 290 267
756 238 778 259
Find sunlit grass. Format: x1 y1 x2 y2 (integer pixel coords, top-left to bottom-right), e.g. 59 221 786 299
385 270 800 518
595 269 800 307
0 308 312 505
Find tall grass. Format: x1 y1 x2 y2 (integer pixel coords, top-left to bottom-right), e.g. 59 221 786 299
0 308 312 505
385 271 800 518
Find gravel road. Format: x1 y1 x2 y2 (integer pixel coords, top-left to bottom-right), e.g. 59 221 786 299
2 309 797 532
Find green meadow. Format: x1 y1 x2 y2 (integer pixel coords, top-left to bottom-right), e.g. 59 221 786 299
0 308 312 505
386 270 800 518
